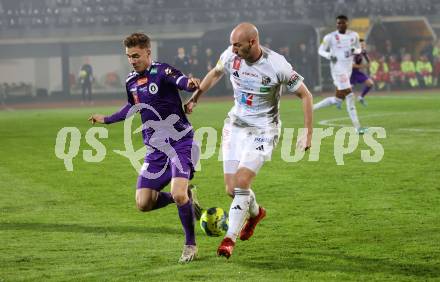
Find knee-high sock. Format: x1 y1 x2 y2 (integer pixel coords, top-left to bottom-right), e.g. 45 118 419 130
226 188 250 242
346 93 361 129
178 200 196 246
249 189 260 217
152 192 174 210
313 97 342 110
361 85 372 97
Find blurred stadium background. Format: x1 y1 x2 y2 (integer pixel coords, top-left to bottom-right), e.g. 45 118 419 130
0 0 439 105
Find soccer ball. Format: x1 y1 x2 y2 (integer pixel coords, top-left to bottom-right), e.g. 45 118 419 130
200 207 228 237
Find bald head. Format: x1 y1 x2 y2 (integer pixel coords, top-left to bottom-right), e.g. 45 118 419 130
231 23 259 43
230 22 262 62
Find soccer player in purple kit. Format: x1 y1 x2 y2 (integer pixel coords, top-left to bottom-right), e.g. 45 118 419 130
351 39 374 106
88 33 201 263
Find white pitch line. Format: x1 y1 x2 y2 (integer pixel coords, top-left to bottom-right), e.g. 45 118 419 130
398 128 440 133
318 113 440 133
370 95 440 100
318 113 395 127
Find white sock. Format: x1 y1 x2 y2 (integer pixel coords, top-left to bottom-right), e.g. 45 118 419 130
313 97 342 110
346 93 361 129
248 189 260 217
226 188 250 242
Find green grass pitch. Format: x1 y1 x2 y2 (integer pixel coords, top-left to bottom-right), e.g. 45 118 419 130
1 93 439 281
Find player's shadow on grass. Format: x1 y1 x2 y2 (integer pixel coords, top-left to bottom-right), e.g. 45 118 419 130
0 222 177 235
239 251 440 278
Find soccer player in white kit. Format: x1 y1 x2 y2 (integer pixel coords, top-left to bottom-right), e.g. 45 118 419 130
315 15 367 134
185 22 313 259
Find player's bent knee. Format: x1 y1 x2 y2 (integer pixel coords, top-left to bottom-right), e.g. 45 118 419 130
136 200 154 212
135 189 156 212
171 192 188 206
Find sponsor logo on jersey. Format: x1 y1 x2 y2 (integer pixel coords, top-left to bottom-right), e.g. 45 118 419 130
138 85 148 92
261 75 271 85
287 73 301 88
260 86 270 93
254 136 272 143
242 71 258 78
233 70 240 77
165 67 178 78
241 93 254 106
137 77 148 86
233 57 241 70
149 83 159 94
150 67 158 74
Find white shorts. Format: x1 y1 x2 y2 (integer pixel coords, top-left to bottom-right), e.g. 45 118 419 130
222 121 280 174
331 62 352 90
331 71 352 90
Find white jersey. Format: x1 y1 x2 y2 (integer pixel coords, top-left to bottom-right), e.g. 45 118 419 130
215 46 304 129
318 30 361 74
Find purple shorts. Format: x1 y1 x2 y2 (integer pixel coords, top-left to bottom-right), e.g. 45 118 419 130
350 70 369 85
136 137 199 191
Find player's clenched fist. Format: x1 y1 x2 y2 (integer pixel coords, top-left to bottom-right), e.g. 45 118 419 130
88 114 105 124
187 77 200 90
184 98 197 114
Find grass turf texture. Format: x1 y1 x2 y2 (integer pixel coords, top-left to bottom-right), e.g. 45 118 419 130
1 93 439 281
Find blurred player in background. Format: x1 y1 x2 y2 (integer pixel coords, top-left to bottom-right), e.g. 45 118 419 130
315 15 367 134
88 33 201 263
351 39 374 106
79 59 94 104
185 22 313 259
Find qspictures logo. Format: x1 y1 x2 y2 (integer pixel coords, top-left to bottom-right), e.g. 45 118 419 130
54 104 386 176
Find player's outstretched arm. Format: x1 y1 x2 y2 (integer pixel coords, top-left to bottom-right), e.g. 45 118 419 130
184 68 224 114
88 103 134 125
295 83 313 151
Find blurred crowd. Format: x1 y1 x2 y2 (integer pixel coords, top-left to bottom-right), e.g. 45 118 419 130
366 39 440 90
1 0 440 100
0 0 437 29
168 40 319 93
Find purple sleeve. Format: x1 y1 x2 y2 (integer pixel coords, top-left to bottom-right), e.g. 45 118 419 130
163 65 196 92
104 103 133 124
176 76 195 92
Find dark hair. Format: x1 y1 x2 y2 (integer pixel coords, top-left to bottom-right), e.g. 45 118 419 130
124 33 151 49
336 15 348 21
360 38 365 42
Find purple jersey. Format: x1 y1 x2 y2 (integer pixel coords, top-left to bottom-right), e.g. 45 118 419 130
104 61 195 147
354 54 363 65
353 51 370 69
351 51 370 85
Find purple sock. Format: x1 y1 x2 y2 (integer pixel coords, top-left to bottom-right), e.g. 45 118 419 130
361 85 372 98
177 200 196 246
152 192 174 210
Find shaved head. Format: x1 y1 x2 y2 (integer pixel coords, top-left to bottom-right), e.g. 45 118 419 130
230 22 262 62
231 22 259 43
